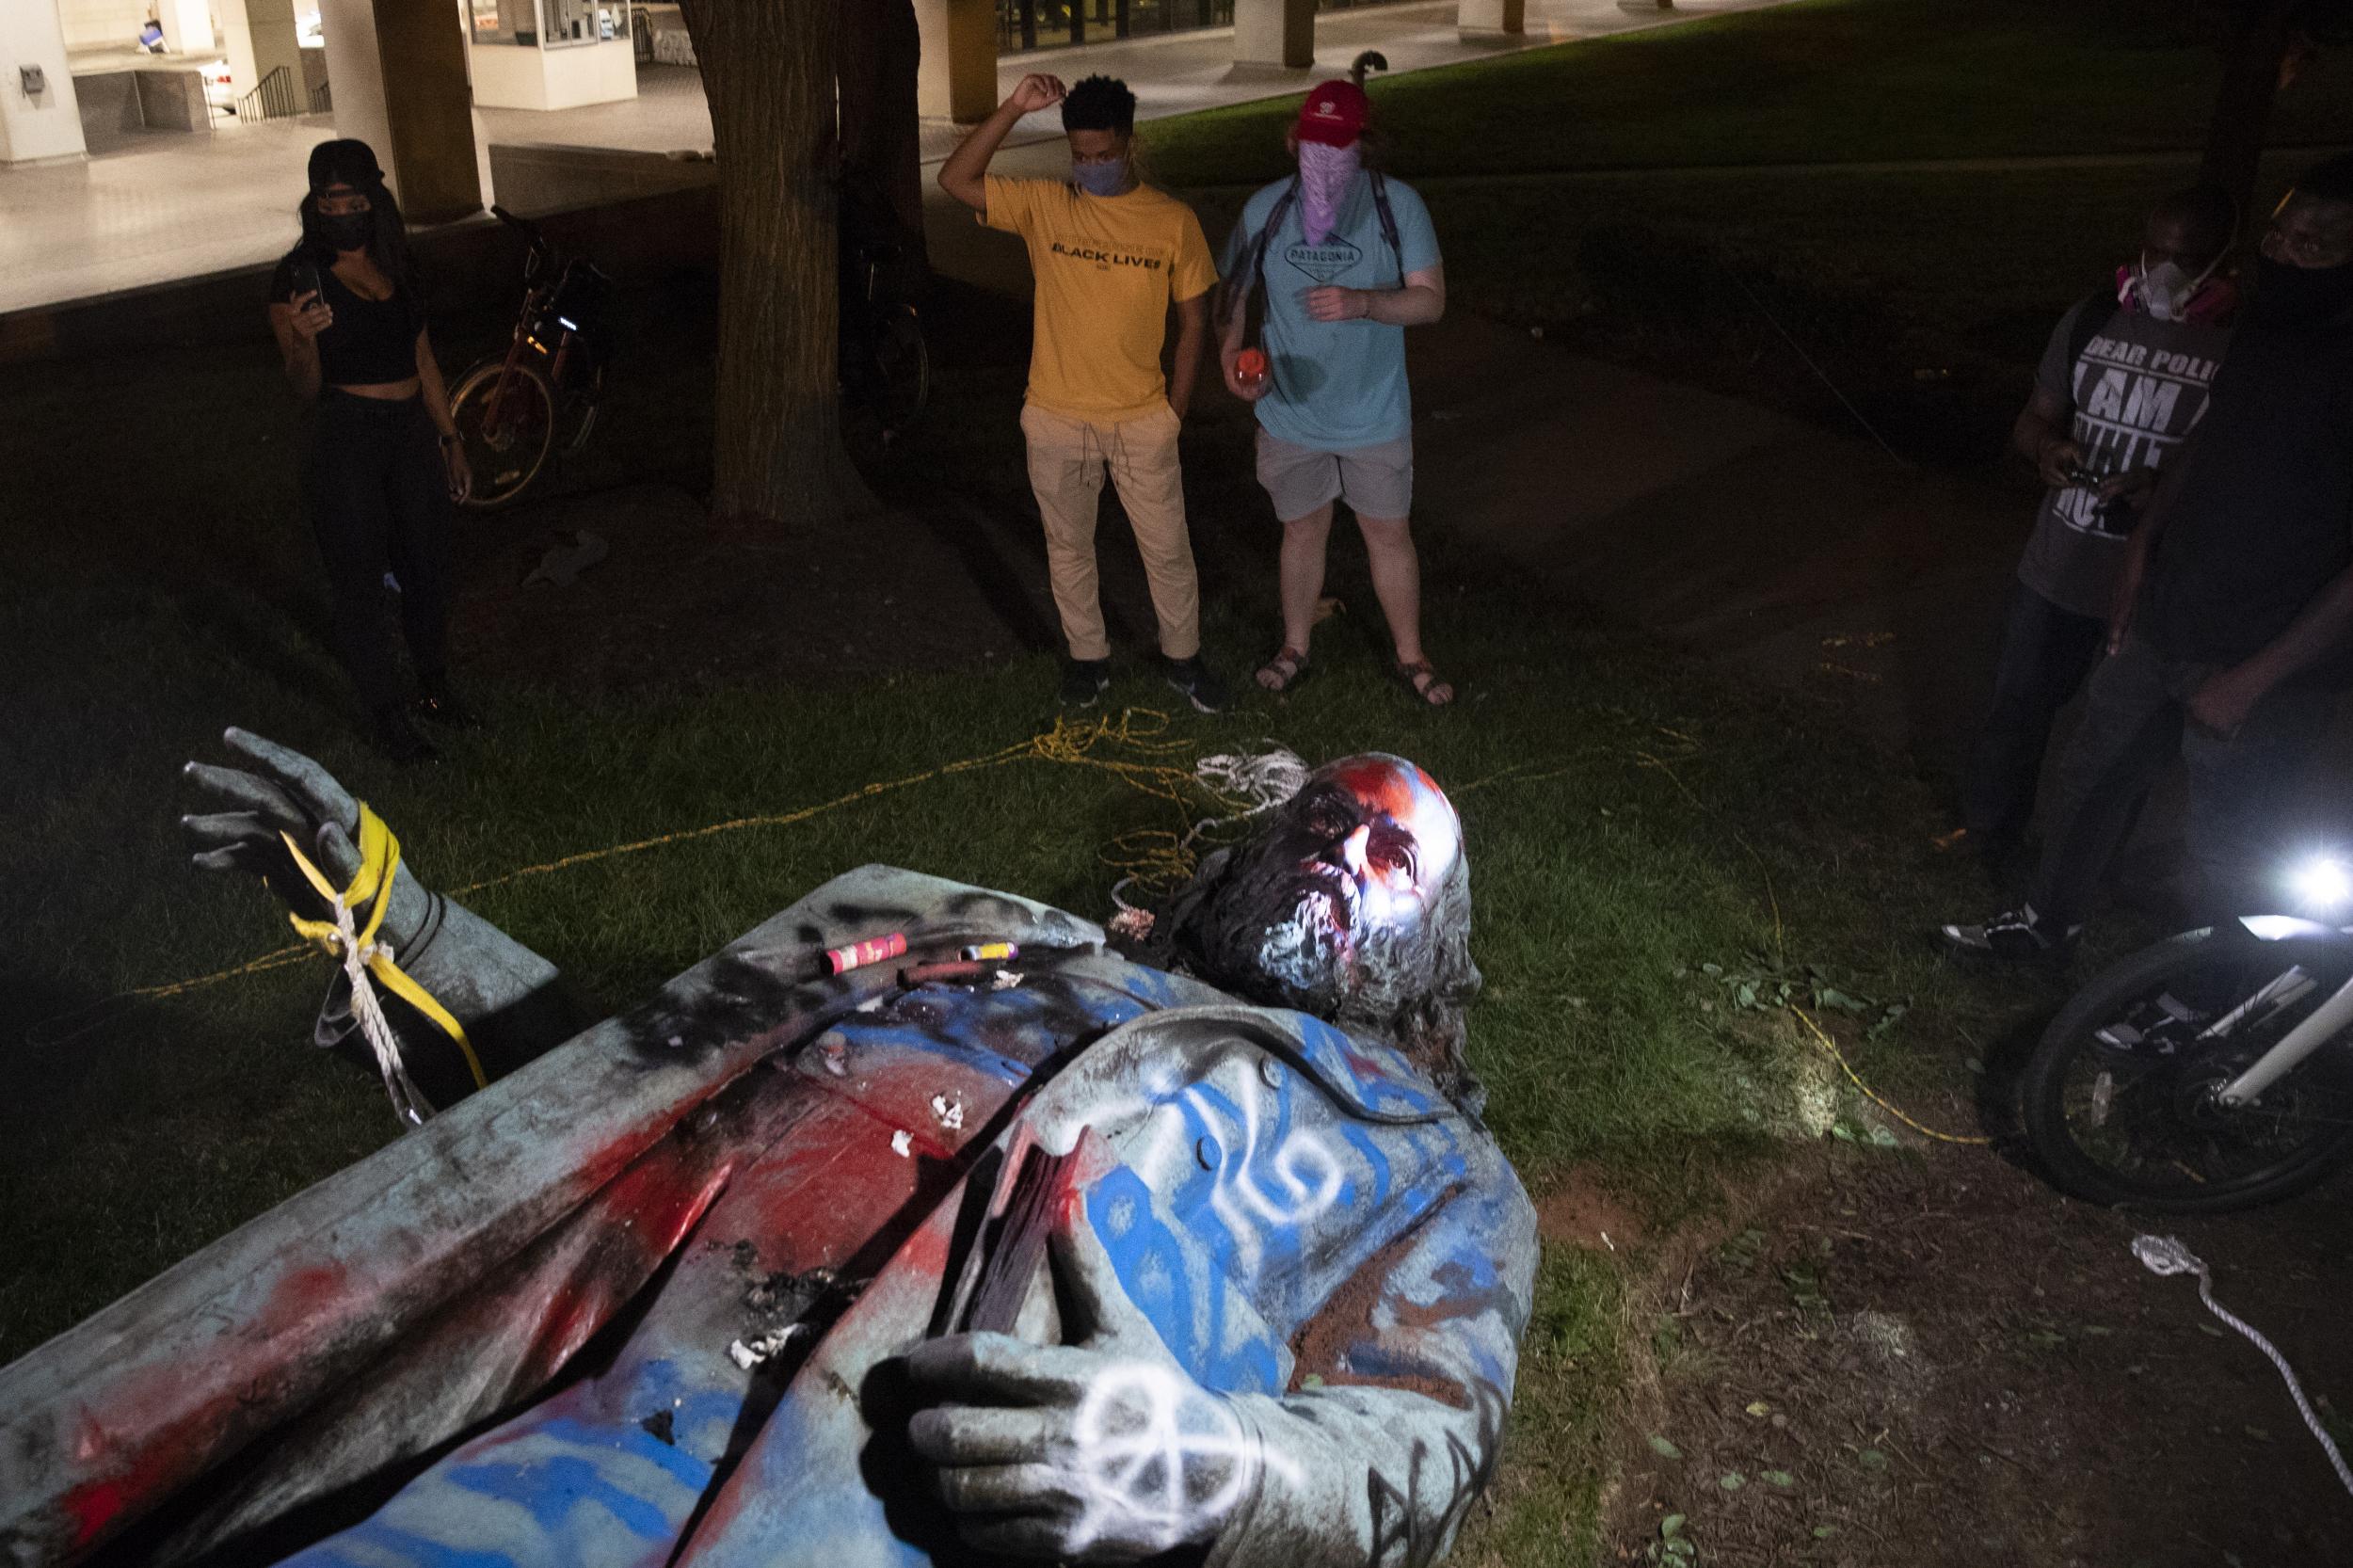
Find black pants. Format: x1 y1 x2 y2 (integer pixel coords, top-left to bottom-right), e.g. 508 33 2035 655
2029 634 2337 930
1961 581 2106 853
304 391 452 712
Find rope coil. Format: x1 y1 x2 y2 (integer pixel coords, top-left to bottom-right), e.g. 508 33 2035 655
1109 743 1312 914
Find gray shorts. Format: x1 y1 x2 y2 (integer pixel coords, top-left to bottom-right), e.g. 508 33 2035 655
1255 429 1415 522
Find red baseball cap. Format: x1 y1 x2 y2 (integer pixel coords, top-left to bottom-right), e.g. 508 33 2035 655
1297 80 1369 148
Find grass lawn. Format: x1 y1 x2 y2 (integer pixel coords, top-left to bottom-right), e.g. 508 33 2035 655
0 312 2041 1562
0 0 2285 1557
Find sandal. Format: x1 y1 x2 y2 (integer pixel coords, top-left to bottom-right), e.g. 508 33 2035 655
1396 659 1455 707
1256 648 1312 693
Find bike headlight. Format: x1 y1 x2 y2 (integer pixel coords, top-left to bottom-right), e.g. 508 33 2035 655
2287 855 2351 912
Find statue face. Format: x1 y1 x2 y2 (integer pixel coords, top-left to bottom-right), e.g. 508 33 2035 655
1276 756 1461 941
1193 754 1465 1019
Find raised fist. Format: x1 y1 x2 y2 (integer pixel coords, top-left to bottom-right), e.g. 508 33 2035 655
1007 73 1066 116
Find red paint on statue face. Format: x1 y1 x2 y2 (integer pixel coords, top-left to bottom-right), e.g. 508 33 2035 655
1302 755 1462 932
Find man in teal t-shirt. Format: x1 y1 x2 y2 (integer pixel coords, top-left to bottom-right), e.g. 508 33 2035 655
1218 64 1451 704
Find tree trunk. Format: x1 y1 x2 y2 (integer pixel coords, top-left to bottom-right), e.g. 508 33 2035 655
839 0 929 301
678 0 841 528
2201 0 2303 218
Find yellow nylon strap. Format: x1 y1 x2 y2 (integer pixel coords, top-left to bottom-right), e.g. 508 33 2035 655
282 804 489 1093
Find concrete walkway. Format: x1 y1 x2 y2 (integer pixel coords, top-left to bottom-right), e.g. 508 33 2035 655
0 0 1786 314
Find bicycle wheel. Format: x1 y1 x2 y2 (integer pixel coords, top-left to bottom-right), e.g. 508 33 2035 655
449 358 558 510
2023 926 2353 1211
867 305 929 440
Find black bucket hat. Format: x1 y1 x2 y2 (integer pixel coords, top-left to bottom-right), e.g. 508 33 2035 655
307 138 384 196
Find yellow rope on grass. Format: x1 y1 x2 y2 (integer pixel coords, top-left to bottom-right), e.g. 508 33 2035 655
28 710 1240 1047
1789 1004 1990 1148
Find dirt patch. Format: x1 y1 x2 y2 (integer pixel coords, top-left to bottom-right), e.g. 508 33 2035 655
1535 1165 1647 1252
1606 1147 2353 1567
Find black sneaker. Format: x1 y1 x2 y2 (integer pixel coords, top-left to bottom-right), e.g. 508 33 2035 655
1162 654 1229 714
1058 658 1111 708
412 672 482 730
2092 992 2206 1057
1938 904 2079 961
372 703 440 765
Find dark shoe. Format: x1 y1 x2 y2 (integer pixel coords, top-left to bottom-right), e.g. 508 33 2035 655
412 672 481 730
1058 657 1112 709
2092 992 2207 1058
1162 654 1229 714
1938 903 2079 962
372 704 440 764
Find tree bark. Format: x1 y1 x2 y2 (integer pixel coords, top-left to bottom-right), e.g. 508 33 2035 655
678 0 841 528
2201 0 2304 219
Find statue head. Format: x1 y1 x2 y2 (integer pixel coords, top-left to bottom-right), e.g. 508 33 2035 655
1163 754 1483 1112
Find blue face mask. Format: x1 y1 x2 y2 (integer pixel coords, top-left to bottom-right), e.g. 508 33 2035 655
1071 158 1130 198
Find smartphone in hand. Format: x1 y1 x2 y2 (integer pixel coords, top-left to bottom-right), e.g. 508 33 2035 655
289 260 323 305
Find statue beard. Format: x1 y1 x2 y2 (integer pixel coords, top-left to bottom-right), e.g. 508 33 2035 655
1186 851 1453 1067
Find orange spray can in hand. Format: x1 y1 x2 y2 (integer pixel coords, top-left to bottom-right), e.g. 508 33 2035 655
1236 347 1268 388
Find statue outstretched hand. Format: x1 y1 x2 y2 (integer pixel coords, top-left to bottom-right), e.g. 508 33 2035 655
906 1198 1269 1561
181 728 432 952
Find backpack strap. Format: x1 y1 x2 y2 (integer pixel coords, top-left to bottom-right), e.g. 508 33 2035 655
1369 169 1404 285
1219 179 1299 342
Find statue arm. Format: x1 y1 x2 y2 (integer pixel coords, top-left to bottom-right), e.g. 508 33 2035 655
1213 1169 1539 1568
184 729 596 1093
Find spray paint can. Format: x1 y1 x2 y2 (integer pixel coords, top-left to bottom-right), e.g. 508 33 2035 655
960 942 1019 963
824 932 908 977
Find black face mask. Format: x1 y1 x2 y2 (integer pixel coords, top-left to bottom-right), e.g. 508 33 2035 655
317 210 375 254
2249 254 2353 327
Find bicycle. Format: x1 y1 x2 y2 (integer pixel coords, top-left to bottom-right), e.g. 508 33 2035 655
448 206 614 511
836 179 929 447
2023 850 2353 1212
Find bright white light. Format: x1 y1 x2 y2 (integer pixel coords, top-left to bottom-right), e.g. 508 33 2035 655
2289 856 2352 911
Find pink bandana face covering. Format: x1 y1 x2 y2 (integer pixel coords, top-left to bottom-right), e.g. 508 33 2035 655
1298 140 1360 248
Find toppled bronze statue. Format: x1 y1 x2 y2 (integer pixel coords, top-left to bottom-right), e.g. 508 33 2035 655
0 732 1534 1568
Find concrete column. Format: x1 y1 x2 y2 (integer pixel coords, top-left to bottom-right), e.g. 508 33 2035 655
1458 0 1525 42
914 0 994 124
222 0 305 96
319 0 482 223
0 0 86 163
1233 0 1312 71
154 0 216 53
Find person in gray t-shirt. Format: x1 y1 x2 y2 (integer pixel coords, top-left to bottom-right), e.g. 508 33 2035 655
1960 186 2237 868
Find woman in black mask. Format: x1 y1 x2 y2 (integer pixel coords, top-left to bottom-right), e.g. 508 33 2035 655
268 138 474 763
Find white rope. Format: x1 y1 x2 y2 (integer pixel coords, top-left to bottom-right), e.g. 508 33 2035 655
1110 744 1313 915
2132 1234 2353 1497
320 893 435 1128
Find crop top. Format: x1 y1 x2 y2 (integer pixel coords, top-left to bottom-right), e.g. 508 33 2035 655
269 250 425 387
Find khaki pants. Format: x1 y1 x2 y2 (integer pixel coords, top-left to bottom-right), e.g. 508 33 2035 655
1021 402 1201 663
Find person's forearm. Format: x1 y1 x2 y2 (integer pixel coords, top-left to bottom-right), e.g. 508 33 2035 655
938 98 1027 206
417 338 456 437
284 339 322 403
1217 296 1248 357
1170 320 1204 413
2236 564 2353 692
1363 283 1443 327
2013 407 2063 467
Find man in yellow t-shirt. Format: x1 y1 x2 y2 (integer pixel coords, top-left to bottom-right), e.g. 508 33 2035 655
940 73 1228 712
